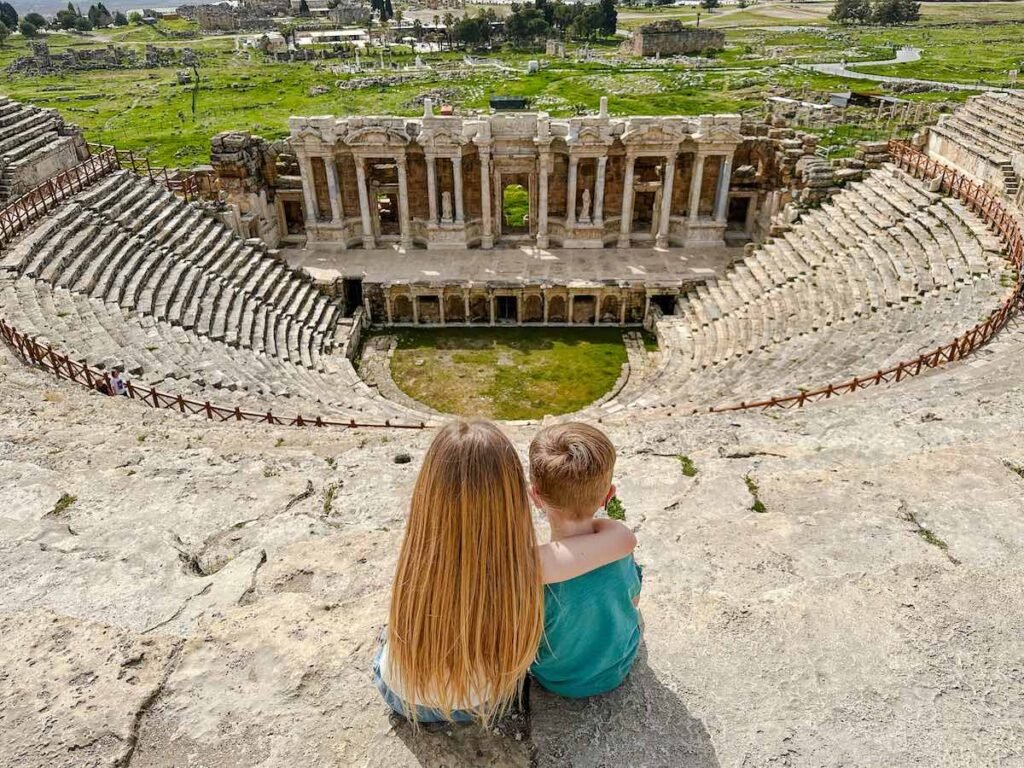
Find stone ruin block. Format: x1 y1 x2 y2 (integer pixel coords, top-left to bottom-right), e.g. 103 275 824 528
622 21 725 58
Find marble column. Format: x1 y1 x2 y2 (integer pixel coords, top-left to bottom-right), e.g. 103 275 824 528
463 293 471 326
452 155 465 224
355 157 375 249
324 155 343 223
426 156 438 225
412 295 419 325
299 154 320 227
537 155 549 249
617 154 636 248
396 155 412 249
656 154 676 248
714 153 734 223
594 155 608 227
568 294 575 325
438 293 446 325
479 148 493 248
489 295 495 325
688 152 706 223
566 155 578 228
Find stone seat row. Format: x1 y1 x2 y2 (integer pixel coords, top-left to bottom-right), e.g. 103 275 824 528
669 167 998 358
932 115 1017 165
1 172 343 371
960 96 1024 150
74 172 332 321
584 166 1008 416
0 276 424 424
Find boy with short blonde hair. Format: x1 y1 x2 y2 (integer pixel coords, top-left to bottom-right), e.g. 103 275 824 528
528 422 642 698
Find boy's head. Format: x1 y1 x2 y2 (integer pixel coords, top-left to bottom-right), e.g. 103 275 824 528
528 422 616 519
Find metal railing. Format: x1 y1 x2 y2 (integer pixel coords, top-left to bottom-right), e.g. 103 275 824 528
0 148 118 245
709 140 1024 413
0 318 427 431
86 143 201 202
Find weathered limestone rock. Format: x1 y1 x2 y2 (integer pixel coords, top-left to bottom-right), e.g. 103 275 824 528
2 316 1024 766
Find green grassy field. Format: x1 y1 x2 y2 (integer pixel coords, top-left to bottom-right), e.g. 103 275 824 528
387 327 628 419
0 1 1017 166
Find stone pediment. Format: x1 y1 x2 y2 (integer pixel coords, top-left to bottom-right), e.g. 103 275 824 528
567 125 612 148
343 126 410 149
418 125 465 150
293 125 324 142
620 121 686 148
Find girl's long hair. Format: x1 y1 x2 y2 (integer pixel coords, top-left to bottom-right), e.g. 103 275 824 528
387 419 543 724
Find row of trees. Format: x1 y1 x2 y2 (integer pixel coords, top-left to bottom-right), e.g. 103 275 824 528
0 1 133 38
829 0 921 25
505 0 617 46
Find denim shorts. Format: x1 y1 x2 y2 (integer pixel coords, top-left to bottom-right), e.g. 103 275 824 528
373 641 476 723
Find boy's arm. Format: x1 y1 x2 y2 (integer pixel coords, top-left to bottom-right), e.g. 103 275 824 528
539 519 637 585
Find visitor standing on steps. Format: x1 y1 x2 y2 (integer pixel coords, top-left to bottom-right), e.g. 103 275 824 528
109 369 128 397
375 419 635 725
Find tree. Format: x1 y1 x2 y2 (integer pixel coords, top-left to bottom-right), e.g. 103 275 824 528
25 12 46 27
114 10 128 25
73 15 93 30
871 0 918 24
95 1 113 26
700 0 719 11
599 0 617 37
0 1 18 30
895 0 920 23
19 19 38 36
298 0 310 16
412 18 422 41
442 12 454 48
128 10 142 23
0 22 8 45
829 0 871 23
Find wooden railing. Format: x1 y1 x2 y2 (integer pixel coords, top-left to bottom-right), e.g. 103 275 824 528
86 143 201 202
709 140 1024 413
0 148 118 245
0 318 428 431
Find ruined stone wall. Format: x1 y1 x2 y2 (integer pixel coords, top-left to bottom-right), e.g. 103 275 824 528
7 42 191 75
623 21 724 58
209 131 283 246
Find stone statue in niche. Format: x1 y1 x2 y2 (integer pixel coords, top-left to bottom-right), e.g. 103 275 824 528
441 190 453 223
579 188 592 224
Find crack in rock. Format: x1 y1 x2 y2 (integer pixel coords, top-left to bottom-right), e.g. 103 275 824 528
115 639 185 768
142 583 213 634
238 548 268 606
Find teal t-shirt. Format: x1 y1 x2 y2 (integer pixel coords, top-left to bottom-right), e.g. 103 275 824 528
530 554 642 698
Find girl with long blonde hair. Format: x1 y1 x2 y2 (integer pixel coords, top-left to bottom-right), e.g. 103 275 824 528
374 419 635 724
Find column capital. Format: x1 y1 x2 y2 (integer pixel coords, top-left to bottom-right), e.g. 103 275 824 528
451 154 462 167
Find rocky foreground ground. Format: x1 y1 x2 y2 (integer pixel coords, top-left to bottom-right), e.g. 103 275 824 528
2 320 1024 768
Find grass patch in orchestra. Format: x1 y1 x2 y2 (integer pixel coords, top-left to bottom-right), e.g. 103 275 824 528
387 327 628 420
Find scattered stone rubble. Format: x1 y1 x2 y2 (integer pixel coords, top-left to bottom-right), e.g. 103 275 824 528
8 42 192 75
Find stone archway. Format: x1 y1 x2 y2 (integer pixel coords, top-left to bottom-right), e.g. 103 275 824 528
392 294 413 323
601 295 621 324
445 294 465 323
523 294 544 323
547 294 567 323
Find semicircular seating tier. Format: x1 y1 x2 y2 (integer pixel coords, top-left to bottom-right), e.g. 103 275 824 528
0 96 82 202
0 170 427 423
583 163 1010 418
927 91 1024 200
